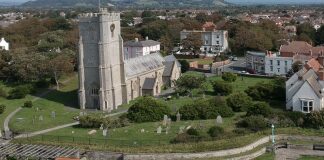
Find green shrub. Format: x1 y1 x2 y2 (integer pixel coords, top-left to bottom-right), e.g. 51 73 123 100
222 72 237 82
179 103 200 120
23 101 33 108
246 101 272 117
285 111 305 127
304 110 324 129
9 84 35 99
79 114 129 129
208 126 224 138
244 82 273 101
233 128 251 135
187 128 200 136
226 92 253 112
212 80 233 96
0 104 6 114
0 87 8 98
238 115 268 132
209 96 234 118
127 96 171 123
35 79 50 88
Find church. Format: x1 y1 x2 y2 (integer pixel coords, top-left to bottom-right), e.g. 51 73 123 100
78 8 181 112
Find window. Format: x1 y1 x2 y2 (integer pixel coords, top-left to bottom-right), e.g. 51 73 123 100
216 35 219 38
277 60 280 66
301 100 314 113
216 41 219 45
270 60 273 65
270 66 273 72
205 40 208 45
277 68 280 73
285 61 288 66
91 88 99 96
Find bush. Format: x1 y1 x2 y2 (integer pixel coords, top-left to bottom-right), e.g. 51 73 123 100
304 110 324 129
208 126 224 138
285 111 305 127
222 72 237 82
0 104 6 114
209 96 234 118
179 60 190 73
179 103 200 120
244 78 285 101
246 101 272 117
0 87 8 98
233 128 251 135
226 92 253 112
237 115 268 132
79 114 129 129
23 101 33 108
212 81 233 96
9 84 35 99
187 128 200 136
127 96 171 123
35 79 50 88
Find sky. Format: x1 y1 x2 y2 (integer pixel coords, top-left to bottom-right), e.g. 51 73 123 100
1 0 324 4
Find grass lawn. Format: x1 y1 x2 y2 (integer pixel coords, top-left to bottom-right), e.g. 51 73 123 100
184 58 214 65
254 152 275 160
9 74 81 133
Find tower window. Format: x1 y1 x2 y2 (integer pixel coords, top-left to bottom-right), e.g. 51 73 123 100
91 88 99 95
110 24 115 38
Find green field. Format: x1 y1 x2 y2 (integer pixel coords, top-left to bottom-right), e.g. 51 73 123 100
299 156 324 160
8 75 80 133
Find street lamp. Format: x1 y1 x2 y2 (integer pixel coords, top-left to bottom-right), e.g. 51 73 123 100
271 124 275 144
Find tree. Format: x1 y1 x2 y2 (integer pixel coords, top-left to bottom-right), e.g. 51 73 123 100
178 60 189 73
297 23 316 44
246 101 272 117
160 35 173 53
316 25 324 45
226 92 253 112
47 54 74 90
222 72 237 82
127 96 171 123
0 104 6 114
181 32 203 54
212 81 233 96
292 61 303 73
195 13 208 23
174 73 206 96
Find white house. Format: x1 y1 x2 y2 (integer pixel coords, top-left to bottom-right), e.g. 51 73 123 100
286 56 324 113
123 37 160 60
265 52 293 76
0 38 9 51
180 29 229 55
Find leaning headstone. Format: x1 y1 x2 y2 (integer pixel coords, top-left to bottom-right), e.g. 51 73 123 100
39 115 43 121
51 111 56 119
176 112 181 122
99 124 104 130
216 115 223 125
163 115 168 126
103 128 108 137
178 126 185 134
157 126 162 134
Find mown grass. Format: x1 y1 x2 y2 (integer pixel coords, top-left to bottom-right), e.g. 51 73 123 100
8 74 81 133
299 156 324 160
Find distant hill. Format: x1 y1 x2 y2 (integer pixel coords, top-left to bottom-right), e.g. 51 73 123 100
21 0 231 8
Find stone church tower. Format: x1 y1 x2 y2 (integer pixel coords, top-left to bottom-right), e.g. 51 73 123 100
78 8 127 111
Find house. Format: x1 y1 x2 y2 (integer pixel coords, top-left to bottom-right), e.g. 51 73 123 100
265 52 293 76
280 41 324 57
162 54 182 87
245 51 266 74
286 55 324 113
0 37 9 51
123 37 160 60
180 22 228 55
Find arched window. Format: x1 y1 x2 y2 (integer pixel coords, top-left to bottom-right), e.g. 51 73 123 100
110 24 115 38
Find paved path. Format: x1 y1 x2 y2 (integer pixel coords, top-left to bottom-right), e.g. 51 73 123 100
275 148 324 160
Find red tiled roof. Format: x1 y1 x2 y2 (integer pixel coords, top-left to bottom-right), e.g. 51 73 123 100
280 41 313 55
305 58 323 72
202 22 216 30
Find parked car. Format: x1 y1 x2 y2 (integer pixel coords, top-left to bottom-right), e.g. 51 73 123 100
232 57 238 61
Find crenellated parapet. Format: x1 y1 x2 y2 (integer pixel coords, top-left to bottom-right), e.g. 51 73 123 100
78 8 120 22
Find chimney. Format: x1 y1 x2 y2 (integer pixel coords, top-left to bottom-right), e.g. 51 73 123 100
145 36 149 40
135 38 139 42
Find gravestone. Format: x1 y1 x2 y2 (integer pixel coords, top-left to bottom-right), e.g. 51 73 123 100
51 111 56 119
176 112 181 122
103 128 108 137
165 127 170 135
167 118 172 126
186 125 192 130
72 131 75 134
157 126 162 134
163 115 168 126
216 115 223 125
39 115 43 121
36 107 39 112
0 129 2 138
99 124 104 130
199 121 204 129
140 129 145 133
178 126 185 134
